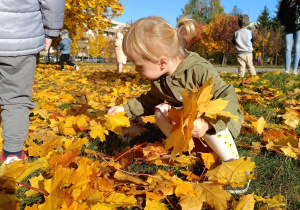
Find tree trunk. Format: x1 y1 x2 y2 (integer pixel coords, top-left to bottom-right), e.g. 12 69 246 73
222 53 227 66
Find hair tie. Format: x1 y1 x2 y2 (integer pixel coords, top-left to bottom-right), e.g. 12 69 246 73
175 25 184 35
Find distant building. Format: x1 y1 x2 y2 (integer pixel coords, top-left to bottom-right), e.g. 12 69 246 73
102 19 130 38
248 22 258 30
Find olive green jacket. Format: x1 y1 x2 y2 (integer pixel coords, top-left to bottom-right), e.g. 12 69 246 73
123 52 243 138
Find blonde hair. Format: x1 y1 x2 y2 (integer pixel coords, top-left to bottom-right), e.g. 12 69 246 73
123 16 195 63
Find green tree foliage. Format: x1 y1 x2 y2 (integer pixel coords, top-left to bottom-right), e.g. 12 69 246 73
209 0 225 21
180 0 224 24
230 5 243 17
257 6 272 30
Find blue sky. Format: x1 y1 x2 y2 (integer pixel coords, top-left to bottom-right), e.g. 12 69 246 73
114 0 278 27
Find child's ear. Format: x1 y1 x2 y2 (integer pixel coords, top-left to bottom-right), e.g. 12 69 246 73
159 57 168 69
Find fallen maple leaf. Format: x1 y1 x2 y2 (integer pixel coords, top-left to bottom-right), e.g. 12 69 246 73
89 120 108 142
39 165 72 209
144 199 168 210
205 157 256 186
232 193 255 210
179 182 232 210
105 112 130 134
254 194 286 208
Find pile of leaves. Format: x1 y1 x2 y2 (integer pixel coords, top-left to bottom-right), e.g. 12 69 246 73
0 64 299 209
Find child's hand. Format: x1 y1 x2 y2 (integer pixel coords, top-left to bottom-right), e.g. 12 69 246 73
192 118 213 138
44 38 52 51
107 106 125 116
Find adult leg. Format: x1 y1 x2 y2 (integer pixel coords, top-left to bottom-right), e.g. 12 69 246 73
285 32 293 71
237 54 246 78
0 55 36 153
245 53 257 76
292 30 300 71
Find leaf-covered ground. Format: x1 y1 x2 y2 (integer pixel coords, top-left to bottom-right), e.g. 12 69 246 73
0 63 299 210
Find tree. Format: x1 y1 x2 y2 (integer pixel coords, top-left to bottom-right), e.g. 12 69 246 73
201 14 239 65
180 0 210 24
52 0 123 51
257 6 272 30
209 0 224 22
256 6 273 61
88 34 109 58
179 0 224 24
271 0 282 30
185 23 206 55
230 5 243 17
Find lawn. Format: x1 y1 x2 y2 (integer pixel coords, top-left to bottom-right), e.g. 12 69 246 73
0 63 299 210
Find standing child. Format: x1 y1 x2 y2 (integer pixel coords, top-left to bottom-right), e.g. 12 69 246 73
108 16 244 171
56 30 79 71
115 32 127 73
0 0 66 164
232 14 257 80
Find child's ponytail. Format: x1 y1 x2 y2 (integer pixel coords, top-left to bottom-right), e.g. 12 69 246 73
175 16 196 58
176 16 196 39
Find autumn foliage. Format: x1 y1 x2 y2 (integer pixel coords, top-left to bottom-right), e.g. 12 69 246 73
186 14 239 65
0 64 298 209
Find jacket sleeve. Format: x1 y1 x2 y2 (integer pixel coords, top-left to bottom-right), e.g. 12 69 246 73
278 0 286 26
250 32 255 44
123 83 165 118
56 41 63 50
40 0 66 37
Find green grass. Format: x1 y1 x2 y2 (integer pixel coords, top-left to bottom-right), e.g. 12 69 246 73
232 71 300 208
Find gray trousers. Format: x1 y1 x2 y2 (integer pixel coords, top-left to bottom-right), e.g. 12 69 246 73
0 55 36 152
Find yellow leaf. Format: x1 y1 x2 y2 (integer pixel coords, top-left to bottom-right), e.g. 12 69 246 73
200 152 219 170
206 157 256 186
39 165 71 210
254 194 286 208
104 192 137 208
25 175 44 197
59 93 75 103
172 179 196 197
279 112 300 129
105 112 130 135
280 147 297 159
144 199 168 210
90 123 108 142
165 77 238 158
58 117 77 136
181 171 200 182
179 182 231 210
232 193 255 210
